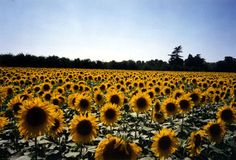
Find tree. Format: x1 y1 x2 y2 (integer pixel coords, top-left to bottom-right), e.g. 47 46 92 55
168 45 184 70
184 54 207 71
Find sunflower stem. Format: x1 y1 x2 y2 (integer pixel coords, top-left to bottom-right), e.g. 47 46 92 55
135 113 139 139
34 137 38 160
80 143 84 159
150 106 153 123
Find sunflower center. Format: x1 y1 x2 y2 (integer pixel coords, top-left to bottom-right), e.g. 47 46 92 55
72 98 76 106
26 107 47 127
154 112 163 119
20 95 29 101
105 109 116 120
209 124 221 137
73 85 79 90
190 93 199 102
13 102 22 114
221 109 233 121
137 98 147 109
194 134 201 147
53 99 59 105
166 103 176 112
76 120 92 136
80 99 89 109
43 84 50 91
103 140 132 160
158 136 172 150
45 94 51 101
154 103 160 111
148 92 154 98
175 93 182 99
110 95 120 105
96 94 102 101
51 119 60 131
179 100 189 110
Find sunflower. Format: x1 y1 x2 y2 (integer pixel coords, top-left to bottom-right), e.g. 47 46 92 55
203 120 226 143
100 103 121 126
152 110 166 123
17 98 55 139
69 114 97 143
51 95 61 106
161 98 178 117
153 99 161 112
42 92 52 101
151 128 179 160
75 94 91 113
49 109 65 138
188 89 201 105
94 91 105 106
129 92 152 113
41 82 52 92
216 106 236 123
95 134 142 160
162 86 172 96
68 93 79 110
7 95 24 115
106 90 124 107
186 130 206 157
0 117 9 130
172 89 184 99
177 96 194 114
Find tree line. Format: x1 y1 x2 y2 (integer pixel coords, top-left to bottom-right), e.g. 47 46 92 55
0 46 235 72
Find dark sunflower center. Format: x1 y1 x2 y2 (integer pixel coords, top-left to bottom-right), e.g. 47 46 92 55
79 99 89 109
166 103 176 112
51 119 60 131
154 112 163 119
34 87 40 92
158 136 172 150
13 102 22 114
221 109 233 121
165 88 170 94
155 87 160 93
154 103 160 111
76 120 92 136
105 109 116 120
53 99 59 105
58 88 63 93
148 92 154 98
179 100 189 110
137 97 147 109
72 98 76 106
194 134 201 148
20 95 29 101
190 93 199 102
209 124 221 137
215 95 220 102
26 107 47 127
73 85 79 90
96 94 102 101
175 93 182 99
45 94 51 101
103 140 132 160
110 95 120 105
43 84 50 91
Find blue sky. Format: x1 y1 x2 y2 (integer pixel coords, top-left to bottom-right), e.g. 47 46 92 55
0 0 236 62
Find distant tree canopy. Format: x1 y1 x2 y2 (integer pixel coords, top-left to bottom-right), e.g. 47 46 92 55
0 47 235 72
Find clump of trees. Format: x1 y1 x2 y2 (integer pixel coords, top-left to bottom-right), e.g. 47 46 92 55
0 46 235 72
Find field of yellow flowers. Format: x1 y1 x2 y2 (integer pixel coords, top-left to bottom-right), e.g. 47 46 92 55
0 67 236 160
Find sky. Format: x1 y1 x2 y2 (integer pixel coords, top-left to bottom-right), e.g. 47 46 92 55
0 0 236 62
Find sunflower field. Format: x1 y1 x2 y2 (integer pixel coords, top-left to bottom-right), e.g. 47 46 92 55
0 67 236 160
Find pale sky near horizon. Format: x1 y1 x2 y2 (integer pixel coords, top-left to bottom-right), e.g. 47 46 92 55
0 0 236 62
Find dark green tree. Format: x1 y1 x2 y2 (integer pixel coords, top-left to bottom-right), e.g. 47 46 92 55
168 45 184 70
